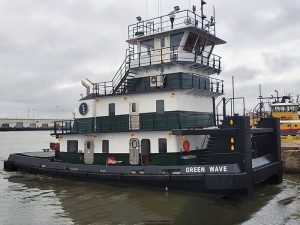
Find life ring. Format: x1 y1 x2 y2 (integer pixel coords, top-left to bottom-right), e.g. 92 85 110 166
182 140 191 152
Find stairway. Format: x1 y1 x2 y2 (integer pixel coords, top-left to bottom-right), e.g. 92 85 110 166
111 44 136 94
200 135 216 165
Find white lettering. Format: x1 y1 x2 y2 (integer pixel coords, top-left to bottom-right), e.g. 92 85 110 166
209 166 228 173
186 166 206 173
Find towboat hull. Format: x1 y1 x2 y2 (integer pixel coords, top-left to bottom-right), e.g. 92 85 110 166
4 151 282 194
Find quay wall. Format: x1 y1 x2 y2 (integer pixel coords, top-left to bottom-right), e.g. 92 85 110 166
0 118 69 129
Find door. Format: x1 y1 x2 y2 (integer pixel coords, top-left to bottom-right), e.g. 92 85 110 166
84 140 94 164
129 102 139 130
129 138 140 165
141 139 151 165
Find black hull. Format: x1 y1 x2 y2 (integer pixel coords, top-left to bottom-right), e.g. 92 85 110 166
4 153 282 195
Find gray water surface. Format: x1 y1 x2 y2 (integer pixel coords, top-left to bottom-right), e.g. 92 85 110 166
0 131 299 225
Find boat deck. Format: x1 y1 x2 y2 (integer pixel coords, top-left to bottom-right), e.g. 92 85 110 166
18 151 55 158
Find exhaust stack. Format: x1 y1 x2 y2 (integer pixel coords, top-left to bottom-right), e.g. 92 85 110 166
81 80 90 96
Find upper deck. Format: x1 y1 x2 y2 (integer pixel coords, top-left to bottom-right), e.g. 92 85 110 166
81 5 226 98
127 9 225 45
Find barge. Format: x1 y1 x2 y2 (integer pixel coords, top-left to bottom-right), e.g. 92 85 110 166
4 2 282 195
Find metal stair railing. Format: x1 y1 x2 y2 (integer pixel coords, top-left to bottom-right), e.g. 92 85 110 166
111 54 131 94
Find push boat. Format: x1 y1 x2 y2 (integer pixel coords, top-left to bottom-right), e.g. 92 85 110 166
4 3 283 195
252 94 300 138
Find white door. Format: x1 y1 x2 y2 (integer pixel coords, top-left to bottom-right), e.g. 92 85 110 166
129 102 139 130
84 140 94 164
129 138 140 165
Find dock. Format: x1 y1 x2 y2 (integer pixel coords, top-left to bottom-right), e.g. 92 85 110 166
282 141 300 173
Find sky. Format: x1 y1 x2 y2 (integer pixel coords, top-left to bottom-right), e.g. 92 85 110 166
0 0 299 119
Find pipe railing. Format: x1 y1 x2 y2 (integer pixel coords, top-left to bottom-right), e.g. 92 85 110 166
128 9 215 39
129 45 221 71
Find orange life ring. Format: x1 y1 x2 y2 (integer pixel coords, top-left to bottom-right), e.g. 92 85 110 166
182 140 191 152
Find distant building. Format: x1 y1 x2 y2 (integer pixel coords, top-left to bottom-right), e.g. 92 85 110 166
0 118 70 129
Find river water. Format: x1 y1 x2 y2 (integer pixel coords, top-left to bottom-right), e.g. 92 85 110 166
0 131 299 225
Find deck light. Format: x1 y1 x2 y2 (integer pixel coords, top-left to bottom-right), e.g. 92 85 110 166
136 16 142 22
192 5 196 13
174 6 180 11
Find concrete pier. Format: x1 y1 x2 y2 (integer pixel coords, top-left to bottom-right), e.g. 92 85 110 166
282 142 300 173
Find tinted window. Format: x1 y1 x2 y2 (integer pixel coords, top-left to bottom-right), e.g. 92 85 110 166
158 138 167 154
87 141 91 149
67 140 78 153
161 37 165 48
156 100 165 114
109 103 115 116
183 32 198 52
141 139 151 155
131 103 136 113
102 140 109 153
170 32 183 50
140 39 154 56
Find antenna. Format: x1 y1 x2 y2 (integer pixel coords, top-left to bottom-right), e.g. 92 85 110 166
213 6 216 35
259 84 262 117
146 0 148 18
200 0 207 30
232 76 235 116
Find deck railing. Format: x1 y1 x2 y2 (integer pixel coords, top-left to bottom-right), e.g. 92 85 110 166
129 45 221 72
128 9 216 39
52 112 214 135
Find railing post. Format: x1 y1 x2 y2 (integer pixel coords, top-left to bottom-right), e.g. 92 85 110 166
222 97 226 117
191 75 194 88
54 121 57 134
204 79 207 90
221 82 224 93
62 121 64 134
212 97 216 126
149 50 151 65
172 46 175 60
161 48 163 63
139 52 141 67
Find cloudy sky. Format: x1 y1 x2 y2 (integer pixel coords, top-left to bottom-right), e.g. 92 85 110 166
0 0 299 119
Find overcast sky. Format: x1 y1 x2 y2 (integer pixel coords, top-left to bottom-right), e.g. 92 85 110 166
0 0 299 119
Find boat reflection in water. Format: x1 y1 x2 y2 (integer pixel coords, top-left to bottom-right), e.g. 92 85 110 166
3 172 299 225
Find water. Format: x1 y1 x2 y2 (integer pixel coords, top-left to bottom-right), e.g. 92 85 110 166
0 131 299 225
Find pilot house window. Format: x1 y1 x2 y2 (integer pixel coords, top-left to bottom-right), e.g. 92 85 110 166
140 39 154 56
183 32 198 52
170 32 183 50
